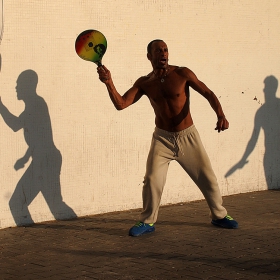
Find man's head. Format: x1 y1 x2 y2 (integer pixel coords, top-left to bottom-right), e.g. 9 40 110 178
147 39 169 70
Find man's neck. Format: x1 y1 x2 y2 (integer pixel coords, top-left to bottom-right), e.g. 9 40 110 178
153 66 170 78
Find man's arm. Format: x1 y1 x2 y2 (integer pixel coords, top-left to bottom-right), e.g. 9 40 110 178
0 97 23 132
184 68 229 133
97 65 144 110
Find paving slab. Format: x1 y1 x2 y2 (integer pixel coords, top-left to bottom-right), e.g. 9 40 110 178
0 190 280 280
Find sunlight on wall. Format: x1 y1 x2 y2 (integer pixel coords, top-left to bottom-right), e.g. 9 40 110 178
0 0 279 228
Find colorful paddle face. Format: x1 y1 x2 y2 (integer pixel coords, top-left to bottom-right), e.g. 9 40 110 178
75 30 107 66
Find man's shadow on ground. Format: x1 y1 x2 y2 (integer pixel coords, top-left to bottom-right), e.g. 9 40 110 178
225 75 280 189
0 70 77 225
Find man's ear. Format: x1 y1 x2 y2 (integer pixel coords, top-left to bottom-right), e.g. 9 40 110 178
147 53 151 61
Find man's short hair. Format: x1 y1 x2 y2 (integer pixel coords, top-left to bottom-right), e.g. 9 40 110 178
147 39 163 54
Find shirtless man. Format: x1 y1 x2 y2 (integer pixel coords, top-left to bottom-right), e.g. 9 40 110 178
97 39 238 236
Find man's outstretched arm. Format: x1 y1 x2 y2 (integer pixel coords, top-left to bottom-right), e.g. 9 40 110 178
185 68 229 133
97 65 144 110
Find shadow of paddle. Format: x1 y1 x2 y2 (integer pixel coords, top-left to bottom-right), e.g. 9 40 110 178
0 70 77 225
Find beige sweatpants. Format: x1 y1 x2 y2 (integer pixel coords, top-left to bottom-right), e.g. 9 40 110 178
140 125 227 224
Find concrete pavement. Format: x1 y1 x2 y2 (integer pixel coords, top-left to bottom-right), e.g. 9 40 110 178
0 190 280 280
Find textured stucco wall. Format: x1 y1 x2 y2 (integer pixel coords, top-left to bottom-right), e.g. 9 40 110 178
0 0 279 228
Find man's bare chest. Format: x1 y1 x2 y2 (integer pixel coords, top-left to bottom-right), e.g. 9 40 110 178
142 77 187 102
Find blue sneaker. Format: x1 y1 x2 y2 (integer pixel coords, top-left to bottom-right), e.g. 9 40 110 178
211 215 238 229
129 221 155 237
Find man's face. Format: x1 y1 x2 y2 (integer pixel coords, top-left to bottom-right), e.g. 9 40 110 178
148 41 169 69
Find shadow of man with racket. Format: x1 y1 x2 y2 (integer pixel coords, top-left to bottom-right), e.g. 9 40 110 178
0 69 77 226
225 75 280 189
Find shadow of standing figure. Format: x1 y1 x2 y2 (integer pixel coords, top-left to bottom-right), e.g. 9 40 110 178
225 76 280 189
0 70 77 226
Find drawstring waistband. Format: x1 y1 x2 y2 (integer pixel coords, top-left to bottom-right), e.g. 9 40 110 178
154 125 196 157
170 134 182 157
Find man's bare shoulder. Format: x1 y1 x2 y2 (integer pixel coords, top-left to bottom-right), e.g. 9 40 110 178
133 72 153 86
174 66 194 78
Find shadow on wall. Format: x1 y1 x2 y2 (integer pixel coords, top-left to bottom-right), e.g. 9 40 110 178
225 75 280 189
0 70 77 226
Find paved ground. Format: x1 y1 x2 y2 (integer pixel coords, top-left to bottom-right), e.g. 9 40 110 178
0 190 280 280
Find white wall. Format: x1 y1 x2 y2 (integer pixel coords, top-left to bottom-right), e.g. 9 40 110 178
0 0 279 228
